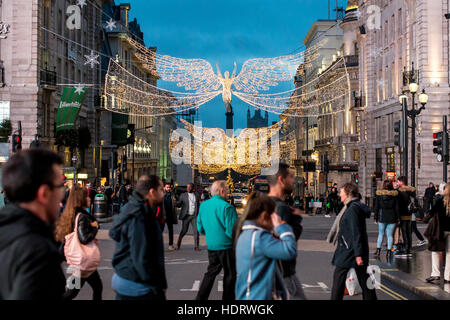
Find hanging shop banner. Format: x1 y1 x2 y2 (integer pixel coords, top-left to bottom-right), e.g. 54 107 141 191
111 113 129 146
56 87 86 132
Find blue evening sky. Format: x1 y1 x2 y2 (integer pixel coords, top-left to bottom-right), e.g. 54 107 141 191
129 0 347 130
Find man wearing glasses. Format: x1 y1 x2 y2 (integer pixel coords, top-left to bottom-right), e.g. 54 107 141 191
0 149 66 300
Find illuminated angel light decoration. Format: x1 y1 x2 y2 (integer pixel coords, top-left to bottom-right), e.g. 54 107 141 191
104 36 350 119
124 37 328 112
168 119 297 175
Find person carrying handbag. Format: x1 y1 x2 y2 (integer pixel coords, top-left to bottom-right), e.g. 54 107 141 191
424 183 450 284
55 185 102 300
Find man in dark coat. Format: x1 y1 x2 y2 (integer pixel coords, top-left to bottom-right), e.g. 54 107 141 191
175 183 200 250
117 180 130 208
163 183 177 250
328 183 377 300
268 163 306 300
424 182 436 213
0 149 66 300
109 175 166 300
396 176 416 257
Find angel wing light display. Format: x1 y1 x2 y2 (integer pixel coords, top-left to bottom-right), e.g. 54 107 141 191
104 36 350 119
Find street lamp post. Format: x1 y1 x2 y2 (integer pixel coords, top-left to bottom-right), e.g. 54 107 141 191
401 63 428 187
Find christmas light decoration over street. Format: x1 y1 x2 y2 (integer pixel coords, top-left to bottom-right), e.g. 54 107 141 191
104 37 350 118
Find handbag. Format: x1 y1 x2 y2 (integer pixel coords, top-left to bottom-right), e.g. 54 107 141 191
64 213 101 278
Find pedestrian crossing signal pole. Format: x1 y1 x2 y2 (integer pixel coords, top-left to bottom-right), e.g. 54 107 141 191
444 115 448 183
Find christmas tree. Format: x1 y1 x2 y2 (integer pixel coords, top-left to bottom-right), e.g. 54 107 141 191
226 168 235 193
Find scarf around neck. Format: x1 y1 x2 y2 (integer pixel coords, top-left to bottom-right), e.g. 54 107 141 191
326 196 358 246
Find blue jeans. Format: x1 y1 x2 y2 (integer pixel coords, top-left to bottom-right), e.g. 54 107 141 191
377 223 396 250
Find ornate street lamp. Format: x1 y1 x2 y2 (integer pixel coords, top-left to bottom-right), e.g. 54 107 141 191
400 62 428 187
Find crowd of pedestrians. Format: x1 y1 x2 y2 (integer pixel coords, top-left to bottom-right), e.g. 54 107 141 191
3 148 450 300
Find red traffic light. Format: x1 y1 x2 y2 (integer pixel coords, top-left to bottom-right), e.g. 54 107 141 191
15 136 20 143
433 132 438 139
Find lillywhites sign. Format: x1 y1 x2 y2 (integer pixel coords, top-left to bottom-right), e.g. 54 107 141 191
56 87 86 132
0 22 10 39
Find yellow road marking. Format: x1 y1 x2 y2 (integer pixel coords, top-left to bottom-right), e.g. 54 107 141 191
379 287 402 300
382 269 399 272
380 283 408 300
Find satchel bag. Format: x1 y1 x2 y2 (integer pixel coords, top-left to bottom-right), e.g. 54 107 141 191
64 213 101 278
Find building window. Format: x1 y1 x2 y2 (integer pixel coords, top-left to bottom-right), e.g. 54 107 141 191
363 120 367 141
376 148 383 177
386 148 395 172
353 149 360 162
0 101 10 122
375 117 381 143
355 115 360 137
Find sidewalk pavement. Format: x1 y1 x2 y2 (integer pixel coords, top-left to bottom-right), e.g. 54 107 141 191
371 245 450 300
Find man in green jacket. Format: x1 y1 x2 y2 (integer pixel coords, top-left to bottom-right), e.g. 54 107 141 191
196 180 237 300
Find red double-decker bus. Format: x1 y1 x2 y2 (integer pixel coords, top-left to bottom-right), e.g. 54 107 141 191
248 175 270 193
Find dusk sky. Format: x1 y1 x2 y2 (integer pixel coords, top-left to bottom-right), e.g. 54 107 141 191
129 0 348 129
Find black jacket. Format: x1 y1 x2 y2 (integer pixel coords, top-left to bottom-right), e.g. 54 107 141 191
271 196 302 277
164 192 177 224
118 185 128 204
73 207 98 245
374 190 399 224
332 200 371 269
109 192 167 290
327 191 339 211
0 204 66 300
396 186 416 220
424 187 436 201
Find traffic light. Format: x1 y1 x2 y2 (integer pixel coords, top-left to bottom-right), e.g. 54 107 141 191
126 123 135 145
394 120 403 147
355 173 359 184
433 131 449 163
12 134 22 153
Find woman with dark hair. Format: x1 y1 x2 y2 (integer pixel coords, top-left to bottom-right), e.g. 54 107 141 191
373 180 399 259
424 183 450 284
55 185 103 300
327 183 376 300
235 192 297 300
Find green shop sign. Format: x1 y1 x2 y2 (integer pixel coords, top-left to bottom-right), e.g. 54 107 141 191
56 86 87 132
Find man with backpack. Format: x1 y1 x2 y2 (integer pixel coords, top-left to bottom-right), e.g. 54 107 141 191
109 175 167 300
395 176 417 258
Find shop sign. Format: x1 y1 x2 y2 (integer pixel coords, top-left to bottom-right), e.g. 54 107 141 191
65 173 74 179
77 173 88 179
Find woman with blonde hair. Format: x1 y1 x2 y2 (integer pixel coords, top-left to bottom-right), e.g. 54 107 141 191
55 184 103 300
424 182 450 284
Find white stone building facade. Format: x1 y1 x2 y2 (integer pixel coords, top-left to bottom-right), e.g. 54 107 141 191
357 0 450 204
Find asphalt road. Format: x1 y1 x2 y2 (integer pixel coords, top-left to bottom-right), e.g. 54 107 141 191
72 213 424 300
